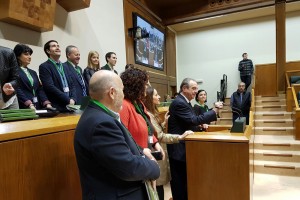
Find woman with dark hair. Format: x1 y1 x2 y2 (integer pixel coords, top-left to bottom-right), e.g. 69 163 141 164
83 50 100 85
13 44 54 110
143 86 193 200
194 89 209 115
194 89 210 129
119 67 165 161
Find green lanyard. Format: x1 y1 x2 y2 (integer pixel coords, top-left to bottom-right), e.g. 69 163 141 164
68 61 81 75
90 99 143 153
133 101 151 136
49 58 69 89
21 67 35 96
91 99 110 113
49 58 65 77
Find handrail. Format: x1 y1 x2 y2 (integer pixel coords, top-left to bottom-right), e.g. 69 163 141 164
285 70 300 88
291 86 300 109
217 74 227 102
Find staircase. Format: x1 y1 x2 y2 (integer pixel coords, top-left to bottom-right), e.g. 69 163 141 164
252 94 300 176
217 98 232 125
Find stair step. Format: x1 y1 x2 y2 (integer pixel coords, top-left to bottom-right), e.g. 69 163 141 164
255 99 286 106
252 160 300 176
253 135 300 150
255 95 285 101
216 118 232 125
254 127 294 135
254 119 293 127
250 149 300 162
255 105 287 111
223 97 230 104
255 111 292 120
219 110 232 118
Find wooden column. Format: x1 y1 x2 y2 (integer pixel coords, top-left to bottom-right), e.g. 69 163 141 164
275 0 286 92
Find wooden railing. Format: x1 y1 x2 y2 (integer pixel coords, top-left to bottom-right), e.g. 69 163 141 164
285 70 300 140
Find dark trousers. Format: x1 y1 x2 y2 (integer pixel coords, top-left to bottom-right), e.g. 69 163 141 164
169 158 188 200
156 185 164 200
240 75 252 91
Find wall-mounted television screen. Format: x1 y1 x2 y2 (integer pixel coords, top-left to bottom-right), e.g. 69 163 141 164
133 13 165 71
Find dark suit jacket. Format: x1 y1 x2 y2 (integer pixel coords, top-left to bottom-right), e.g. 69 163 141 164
101 64 118 74
17 68 49 109
83 67 98 86
63 62 88 104
0 46 19 102
74 102 160 200
39 60 76 112
167 94 217 162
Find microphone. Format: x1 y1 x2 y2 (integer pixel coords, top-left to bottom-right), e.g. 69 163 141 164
231 106 243 118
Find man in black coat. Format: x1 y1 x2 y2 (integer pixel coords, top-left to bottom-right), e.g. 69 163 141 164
230 82 251 125
167 78 223 200
74 70 160 200
0 46 19 109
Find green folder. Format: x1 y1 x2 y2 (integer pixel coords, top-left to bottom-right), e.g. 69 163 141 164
0 115 39 122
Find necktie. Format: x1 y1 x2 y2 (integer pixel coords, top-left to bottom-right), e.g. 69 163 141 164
75 67 87 96
240 93 243 104
188 102 192 107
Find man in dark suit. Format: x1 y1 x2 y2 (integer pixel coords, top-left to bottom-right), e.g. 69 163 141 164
167 78 223 200
74 70 160 200
0 45 19 109
101 52 118 74
230 82 251 125
39 40 76 112
63 45 87 105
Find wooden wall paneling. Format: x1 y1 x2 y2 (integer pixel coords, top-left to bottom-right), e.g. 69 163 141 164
0 130 81 200
294 109 300 140
56 0 91 12
255 64 277 96
0 0 56 32
186 140 250 200
124 0 177 96
275 0 286 91
285 60 300 71
166 28 177 78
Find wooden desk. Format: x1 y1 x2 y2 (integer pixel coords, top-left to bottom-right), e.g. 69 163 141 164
185 126 252 200
0 115 82 200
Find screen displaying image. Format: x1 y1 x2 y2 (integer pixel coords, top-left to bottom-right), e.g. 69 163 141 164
133 13 165 71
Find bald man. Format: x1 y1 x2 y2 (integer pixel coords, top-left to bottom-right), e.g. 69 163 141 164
74 70 160 200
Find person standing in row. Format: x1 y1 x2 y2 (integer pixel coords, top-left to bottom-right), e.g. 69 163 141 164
63 45 88 104
13 44 54 110
39 40 76 112
238 53 254 91
0 45 19 110
83 50 100 85
101 52 118 74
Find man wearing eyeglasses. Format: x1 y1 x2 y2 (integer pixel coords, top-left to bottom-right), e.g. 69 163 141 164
101 52 118 74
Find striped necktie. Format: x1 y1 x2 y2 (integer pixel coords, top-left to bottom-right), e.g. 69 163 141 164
75 66 87 96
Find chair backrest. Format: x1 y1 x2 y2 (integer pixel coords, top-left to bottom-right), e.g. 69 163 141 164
290 76 300 84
